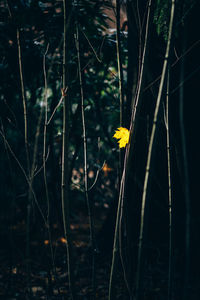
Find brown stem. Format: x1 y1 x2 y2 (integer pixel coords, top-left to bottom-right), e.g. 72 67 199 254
61 1 75 299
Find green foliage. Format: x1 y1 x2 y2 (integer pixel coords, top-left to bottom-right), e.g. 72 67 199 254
153 0 197 40
153 0 169 40
0 0 127 210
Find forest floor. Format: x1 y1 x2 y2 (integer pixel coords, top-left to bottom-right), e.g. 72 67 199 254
0 206 119 300
1 205 199 300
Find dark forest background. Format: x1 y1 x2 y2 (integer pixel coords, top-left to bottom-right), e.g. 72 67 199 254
0 0 200 299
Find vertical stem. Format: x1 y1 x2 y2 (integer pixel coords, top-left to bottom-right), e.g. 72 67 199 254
116 0 125 180
43 44 50 221
109 170 126 300
17 27 31 296
115 0 130 295
116 0 124 127
75 23 96 299
43 44 55 276
62 1 74 299
136 1 175 299
17 28 30 175
129 0 152 133
109 1 152 298
166 68 173 300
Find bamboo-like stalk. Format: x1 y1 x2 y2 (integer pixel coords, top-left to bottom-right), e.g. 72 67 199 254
115 0 130 294
135 1 176 299
109 1 152 299
42 44 56 276
108 170 126 300
75 23 96 299
129 0 151 130
61 1 74 299
17 28 32 295
165 68 173 300
17 29 30 175
43 44 50 222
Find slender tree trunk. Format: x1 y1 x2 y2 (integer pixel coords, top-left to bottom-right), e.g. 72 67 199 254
61 1 75 299
17 28 32 297
165 68 173 300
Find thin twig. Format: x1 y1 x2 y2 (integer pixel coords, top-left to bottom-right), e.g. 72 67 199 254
165 68 173 300
61 1 75 299
17 27 32 295
17 28 30 176
80 28 102 63
142 39 200 94
88 161 106 192
171 65 200 95
47 87 68 125
0 130 47 226
42 43 56 275
33 147 49 177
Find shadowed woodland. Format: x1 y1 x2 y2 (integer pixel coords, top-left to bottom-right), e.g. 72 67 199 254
0 0 200 299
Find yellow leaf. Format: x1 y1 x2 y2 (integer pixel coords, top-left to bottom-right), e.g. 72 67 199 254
113 127 130 148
